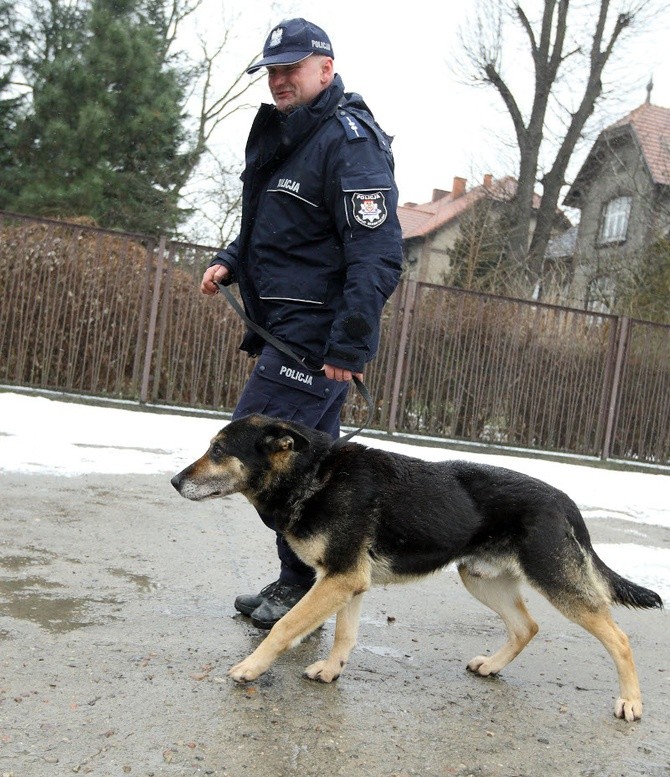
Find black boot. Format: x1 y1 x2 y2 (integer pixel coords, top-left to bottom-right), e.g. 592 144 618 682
235 580 310 630
234 580 281 617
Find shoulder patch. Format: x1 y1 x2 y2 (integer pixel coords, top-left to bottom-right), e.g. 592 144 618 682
349 191 388 229
336 109 368 143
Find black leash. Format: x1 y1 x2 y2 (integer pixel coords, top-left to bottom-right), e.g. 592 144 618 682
215 281 374 444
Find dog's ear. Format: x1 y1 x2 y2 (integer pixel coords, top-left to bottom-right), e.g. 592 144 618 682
261 424 311 454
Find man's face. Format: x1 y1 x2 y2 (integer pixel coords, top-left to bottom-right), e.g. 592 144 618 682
267 55 333 114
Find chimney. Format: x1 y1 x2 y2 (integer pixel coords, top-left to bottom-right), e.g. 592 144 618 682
451 177 467 199
483 174 493 189
431 188 449 202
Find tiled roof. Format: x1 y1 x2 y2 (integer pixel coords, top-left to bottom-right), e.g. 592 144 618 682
398 177 540 239
608 102 670 185
564 101 670 207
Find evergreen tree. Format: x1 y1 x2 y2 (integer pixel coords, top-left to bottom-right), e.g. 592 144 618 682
12 0 190 234
0 0 24 208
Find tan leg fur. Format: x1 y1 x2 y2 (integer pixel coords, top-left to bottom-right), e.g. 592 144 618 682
303 593 364 682
569 607 643 721
458 565 539 676
228 572 369 683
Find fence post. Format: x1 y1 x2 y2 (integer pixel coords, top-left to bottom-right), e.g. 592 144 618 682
387 279 417 434
379 282 404 428
600 315 630 461
151 241 177 403
140 234 167 404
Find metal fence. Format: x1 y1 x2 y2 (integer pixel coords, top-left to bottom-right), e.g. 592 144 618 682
1 210 668 465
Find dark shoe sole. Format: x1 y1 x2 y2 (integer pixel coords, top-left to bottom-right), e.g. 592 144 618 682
250 614 278 630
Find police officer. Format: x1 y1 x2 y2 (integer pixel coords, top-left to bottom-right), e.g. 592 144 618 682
200 18 403 629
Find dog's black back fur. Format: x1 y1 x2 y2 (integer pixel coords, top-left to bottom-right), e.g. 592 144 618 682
340 446 656 605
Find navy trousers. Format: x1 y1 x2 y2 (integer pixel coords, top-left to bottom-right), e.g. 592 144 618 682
232 344 350 587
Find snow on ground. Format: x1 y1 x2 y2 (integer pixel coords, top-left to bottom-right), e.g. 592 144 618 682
1 391 669 600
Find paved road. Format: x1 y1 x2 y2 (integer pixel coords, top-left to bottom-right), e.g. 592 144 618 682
0 472 668 776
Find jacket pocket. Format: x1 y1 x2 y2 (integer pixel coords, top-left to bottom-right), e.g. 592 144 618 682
341 172 393 193
258 278 326 305
256 348 332 398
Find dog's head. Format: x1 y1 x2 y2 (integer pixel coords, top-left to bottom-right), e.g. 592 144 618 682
171 414 314 503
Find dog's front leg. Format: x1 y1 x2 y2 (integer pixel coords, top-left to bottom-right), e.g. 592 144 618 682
303 592 364 682
228 574 363 683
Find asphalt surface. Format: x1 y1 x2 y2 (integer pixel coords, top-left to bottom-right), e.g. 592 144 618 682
0 471 668 776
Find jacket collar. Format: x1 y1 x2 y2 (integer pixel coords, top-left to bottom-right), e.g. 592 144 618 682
280 73 345 145
250 75 346 168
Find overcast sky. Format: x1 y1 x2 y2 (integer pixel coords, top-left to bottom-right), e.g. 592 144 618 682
182 0 670 212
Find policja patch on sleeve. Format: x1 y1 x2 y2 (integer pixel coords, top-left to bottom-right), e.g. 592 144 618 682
350 191 388 228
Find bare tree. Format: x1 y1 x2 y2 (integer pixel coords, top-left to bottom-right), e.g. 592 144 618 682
458 0 659 294
172 22 265 194
152 0 265 235
179 154 243 246
167 3 290 243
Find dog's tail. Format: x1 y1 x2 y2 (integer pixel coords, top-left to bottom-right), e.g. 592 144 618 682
593 554 663 610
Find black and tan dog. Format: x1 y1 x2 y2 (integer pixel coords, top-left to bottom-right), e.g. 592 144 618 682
171 414 662 721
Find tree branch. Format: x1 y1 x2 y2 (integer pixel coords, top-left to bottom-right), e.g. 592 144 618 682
484 62 527 147
515 4 538 56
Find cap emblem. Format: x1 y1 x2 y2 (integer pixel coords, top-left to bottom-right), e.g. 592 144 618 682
269 28 283 48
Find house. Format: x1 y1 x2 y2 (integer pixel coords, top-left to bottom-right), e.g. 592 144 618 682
561 97 670 311
398 175 544 286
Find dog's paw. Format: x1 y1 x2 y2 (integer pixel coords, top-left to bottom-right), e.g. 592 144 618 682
466 655 499 677
303 659 342 683
615 697 642 722
228 658 264 684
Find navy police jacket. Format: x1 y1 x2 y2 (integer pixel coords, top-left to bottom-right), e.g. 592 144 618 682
211 74 403 373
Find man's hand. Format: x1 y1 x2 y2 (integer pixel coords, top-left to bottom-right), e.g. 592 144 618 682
200 265 230 296
323 364 364 382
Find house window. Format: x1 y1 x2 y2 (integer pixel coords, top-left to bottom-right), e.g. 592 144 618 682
598 196 632 243
586 276 615 314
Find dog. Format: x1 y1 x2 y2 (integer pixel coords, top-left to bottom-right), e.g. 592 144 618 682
171 414 663 721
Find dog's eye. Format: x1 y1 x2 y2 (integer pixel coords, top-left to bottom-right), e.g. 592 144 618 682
211 443 224 458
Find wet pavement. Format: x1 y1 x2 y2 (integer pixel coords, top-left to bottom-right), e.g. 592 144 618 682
0 472 668 776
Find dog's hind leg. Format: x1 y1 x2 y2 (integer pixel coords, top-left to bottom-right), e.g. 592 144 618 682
228 571 369 683
303 592 364 682
458 564 539 676
560 604 642 721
